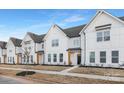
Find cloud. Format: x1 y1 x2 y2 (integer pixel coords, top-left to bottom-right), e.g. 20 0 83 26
63 15 85 23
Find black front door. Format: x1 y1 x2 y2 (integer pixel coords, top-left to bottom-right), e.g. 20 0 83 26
77 54 81 65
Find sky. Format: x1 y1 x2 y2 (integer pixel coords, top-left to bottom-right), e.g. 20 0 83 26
0 9 124 41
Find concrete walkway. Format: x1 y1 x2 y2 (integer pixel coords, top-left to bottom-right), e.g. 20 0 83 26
61 65 79 73
0 67 124 82
0 75 33 84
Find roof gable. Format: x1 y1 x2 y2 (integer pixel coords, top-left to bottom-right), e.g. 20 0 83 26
9 37 22 47
43 24 67 40
80 10 124 34
0 41 7 49
27 32 46 43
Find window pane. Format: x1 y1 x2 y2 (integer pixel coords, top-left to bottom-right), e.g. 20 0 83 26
112 51 118 56
59 53 63 62
104 31 110 41
53 54 57 62
97 32 103 42
112 51 119 63
48 54 51 62
90 52 95 63
100 51 106 63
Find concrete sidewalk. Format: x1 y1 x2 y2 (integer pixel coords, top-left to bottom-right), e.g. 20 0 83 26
0 67 124 83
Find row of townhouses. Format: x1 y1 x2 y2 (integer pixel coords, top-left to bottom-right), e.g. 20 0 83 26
0 10 124 68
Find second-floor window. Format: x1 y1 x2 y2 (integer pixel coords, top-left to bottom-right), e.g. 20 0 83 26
73 39 80 47
97 31 110 42
42 44 44 49
52 39 59 47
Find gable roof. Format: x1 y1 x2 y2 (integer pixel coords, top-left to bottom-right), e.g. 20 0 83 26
10 37 22 47
0 41 7 49
80 10 124 34
63 24 86 38
27 32 46 43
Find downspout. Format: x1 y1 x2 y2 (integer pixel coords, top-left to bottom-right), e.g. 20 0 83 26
83 31 86 66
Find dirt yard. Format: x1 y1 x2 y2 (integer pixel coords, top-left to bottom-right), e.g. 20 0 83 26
70 66 124 77
0 69 123 84
0 64 70 71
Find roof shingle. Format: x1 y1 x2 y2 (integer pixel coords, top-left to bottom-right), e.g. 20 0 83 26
27 32 46 43
10 37 22 47
0 41 7 49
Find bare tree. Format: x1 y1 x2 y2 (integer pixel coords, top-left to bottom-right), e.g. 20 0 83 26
21 47 31 76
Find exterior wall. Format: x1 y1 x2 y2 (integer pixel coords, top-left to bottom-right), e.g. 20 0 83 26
0 48 4 63
36 42 44 52
21 34 36 64
68 37 80 48
44 26 69 65
7 40 16 64
83 12 124 68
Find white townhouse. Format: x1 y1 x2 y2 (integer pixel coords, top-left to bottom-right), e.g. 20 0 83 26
80 10 124 68
0 41 7 64
44 24 85 65
21 32 45 64
6 37 22 64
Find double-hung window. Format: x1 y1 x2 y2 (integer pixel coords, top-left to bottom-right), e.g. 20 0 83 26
97 32 103 42
48 54 51 62
112 51 119 63
53 54 57 62
89 52 95 63
59 53 63 62
104 31 110 41
52 39 59 47
100 51 106 63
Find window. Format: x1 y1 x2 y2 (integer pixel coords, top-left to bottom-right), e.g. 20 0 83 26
97 32 103 42
27 56 29 63
48 54 51 62
31 55 33 63
112 51 119 63
90 52 95 63
24 55 26 62
42 44 44 49
13 57 14 63
74 39 80 47
104 31 110 41
52 39 59 47
59 53 63 62
100 51 106 63
9 50 12 52
97 31 110 42
53 54 57 62
8 57 9 62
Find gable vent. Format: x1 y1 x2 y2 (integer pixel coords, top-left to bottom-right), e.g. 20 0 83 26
95 24 111 31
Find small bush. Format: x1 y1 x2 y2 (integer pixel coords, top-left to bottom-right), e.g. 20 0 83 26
16 71 36 76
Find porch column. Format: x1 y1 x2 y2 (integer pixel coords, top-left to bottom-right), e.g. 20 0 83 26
17 55 19 64
68 50 72 65
36 53 39 64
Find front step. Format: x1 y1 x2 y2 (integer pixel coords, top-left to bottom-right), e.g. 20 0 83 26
61 65 79 73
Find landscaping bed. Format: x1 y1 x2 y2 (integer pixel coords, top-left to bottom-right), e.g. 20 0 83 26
0 64 71 71
70 66 124 77
0 69 123 84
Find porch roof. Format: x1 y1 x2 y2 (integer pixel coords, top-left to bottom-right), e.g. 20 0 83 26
66 48 81 51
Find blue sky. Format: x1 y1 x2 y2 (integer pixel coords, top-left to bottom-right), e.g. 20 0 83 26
0 9 124 41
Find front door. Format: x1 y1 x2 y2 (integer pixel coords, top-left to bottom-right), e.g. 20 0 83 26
77 54 81 65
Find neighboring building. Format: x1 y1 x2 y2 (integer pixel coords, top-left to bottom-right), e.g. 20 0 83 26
80 10 124 68
0 41 7 64
6 37 22 64
21 32 45 64
44 24 85 65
